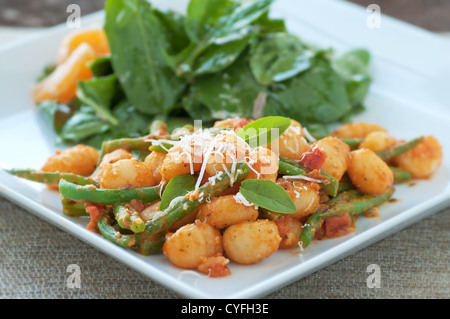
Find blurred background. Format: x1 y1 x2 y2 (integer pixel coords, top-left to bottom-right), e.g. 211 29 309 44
0 0 449 32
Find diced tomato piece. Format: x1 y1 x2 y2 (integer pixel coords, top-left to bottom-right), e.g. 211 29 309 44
156 128 169 136
275 218 290 239
84 202 104 233
325 213 352 238
298 146 327 170
197 254 231 277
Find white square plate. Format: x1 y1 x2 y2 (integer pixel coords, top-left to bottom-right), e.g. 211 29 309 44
1 0 450 298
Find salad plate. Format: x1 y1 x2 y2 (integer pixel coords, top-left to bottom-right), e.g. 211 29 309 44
1 0 450 298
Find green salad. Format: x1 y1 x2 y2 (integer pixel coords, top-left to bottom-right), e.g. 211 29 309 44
36 0 371 148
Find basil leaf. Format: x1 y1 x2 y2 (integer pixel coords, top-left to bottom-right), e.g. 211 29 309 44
236 116 291 147
264 54 350 124
239 179 296 214
249 33 314 85
104 0 185 116
76 74 122 125
160 174 197 210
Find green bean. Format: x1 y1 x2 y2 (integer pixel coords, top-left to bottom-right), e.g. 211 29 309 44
114 204 130 229
337 181 355 193
278 158 339 197
95 136 151 167
97 216 136 248
324 189 362 204
5 169 97 186
139 163 250 239
277 160 306 176
149 119 168 135
320 186 395 217
320 172 339 198
61 197 88 217
258 209 284 221
93 135 172 175
299 187 395 248
279 158 303 168
376 136 424 161
173 124 195 135
340 138 363 150
148 142 174 153
390 167 412 183
114 204 145 233
299 209 326 249
59 179 160 205
136 235 165 255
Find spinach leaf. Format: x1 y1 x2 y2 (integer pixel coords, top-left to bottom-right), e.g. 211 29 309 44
36 64 56 83
81 101 153 148
176 0 273 75
184 0 236 43
37 101 74 134
332 49 371 107
76 74 122 125
190 53 265 120
253 11 286 33
160 174 197 210
154 8 190 55
264 54 350 124
249 33 314 85
104 0 185 116
111 100 152 135
239 179 296 214
88 56 113 77
182 94 214 122
59 106 111 142
192 33 254 76
236 116 291 147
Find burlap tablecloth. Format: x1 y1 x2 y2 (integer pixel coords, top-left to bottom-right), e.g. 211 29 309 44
0 27 449 299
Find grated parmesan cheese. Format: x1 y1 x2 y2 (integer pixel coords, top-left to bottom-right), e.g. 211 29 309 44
167 195 185 209
282 175 323 183
302 128 317 143
233 191 258 209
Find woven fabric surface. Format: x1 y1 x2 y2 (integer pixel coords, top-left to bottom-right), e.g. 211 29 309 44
1 197 448 299
0 28 449 300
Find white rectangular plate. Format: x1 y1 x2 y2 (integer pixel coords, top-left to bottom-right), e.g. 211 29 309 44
1 0 450 299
